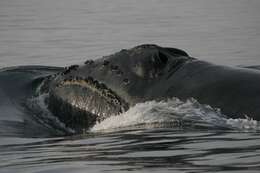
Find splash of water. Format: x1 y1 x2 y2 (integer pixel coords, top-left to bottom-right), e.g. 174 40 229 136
92 98 259 132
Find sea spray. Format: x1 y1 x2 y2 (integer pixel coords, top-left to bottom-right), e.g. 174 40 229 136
92 98 259 132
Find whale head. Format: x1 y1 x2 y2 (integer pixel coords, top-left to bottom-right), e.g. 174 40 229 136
46 44 193 132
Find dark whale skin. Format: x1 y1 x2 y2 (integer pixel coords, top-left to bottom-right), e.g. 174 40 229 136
43 44 260 131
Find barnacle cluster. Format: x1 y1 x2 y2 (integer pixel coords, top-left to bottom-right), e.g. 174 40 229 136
62 64 80 75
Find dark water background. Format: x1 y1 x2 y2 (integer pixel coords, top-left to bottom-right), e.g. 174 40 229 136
0 0 260 172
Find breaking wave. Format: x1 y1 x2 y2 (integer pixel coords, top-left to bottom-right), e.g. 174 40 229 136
92 98 259 132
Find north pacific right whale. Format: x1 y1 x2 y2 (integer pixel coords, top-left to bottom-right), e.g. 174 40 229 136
37 44 260 132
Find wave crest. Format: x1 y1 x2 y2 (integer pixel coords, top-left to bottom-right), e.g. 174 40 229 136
92 98 259 132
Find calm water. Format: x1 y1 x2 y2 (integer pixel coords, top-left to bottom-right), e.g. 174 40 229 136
0 0 260 172
1 130 260 173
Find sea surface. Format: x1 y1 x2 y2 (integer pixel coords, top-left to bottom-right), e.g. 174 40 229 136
0 0 260 172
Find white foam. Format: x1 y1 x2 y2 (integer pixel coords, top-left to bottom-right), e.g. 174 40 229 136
226 117 258 130
91 98 259 132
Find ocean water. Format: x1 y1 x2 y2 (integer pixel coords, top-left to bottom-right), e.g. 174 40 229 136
0 0 260 172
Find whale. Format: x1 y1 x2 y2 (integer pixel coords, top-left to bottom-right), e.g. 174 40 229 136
38 44 260 132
